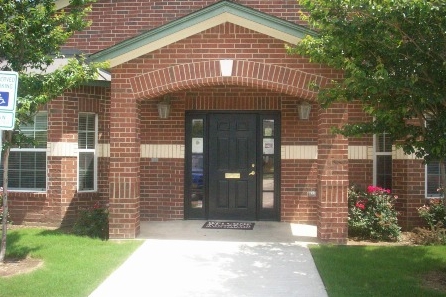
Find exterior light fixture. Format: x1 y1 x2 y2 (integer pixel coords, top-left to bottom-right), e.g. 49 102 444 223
220 59 233 77
157 95 171 119
298 101 312 120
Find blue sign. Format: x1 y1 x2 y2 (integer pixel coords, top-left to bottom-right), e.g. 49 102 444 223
0 92 9 106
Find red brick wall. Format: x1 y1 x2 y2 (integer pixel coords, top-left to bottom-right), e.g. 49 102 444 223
348 160 373 189
140 158 184 221
281 99 318 145
8 86 110 227
64 0 308 53
120 23 340 87
281 160 318 224
7 192 55 226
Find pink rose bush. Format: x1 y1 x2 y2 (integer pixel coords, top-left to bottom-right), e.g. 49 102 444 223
348 185 401 241
415 189 446 245
418 195 445 230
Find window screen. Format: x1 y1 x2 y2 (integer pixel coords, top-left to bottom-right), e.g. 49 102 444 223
78 113 97 191
374 132 392 189
426 162 445 197
1 112 48 191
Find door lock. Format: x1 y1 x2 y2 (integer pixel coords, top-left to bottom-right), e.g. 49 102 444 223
249 170 255 176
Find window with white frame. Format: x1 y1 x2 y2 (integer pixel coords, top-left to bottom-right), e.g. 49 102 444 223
374 132 392 190
426 162 445 197
78 113 97 191
1 112 48 191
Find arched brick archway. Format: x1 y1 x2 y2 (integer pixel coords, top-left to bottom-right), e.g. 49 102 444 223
129 60 330 100
110 59 348 243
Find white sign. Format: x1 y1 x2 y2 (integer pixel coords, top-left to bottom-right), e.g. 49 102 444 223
192 138 203 153
0 71 19 130
263 138 274 154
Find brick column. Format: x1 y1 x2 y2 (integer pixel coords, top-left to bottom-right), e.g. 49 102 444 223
317 103 349 243
108 85 140 239
393 159 425 231
47 95 78 226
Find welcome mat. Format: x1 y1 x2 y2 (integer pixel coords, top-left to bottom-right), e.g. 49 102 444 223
202 221 255 230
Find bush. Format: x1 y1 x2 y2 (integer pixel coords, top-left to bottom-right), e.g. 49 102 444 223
73 202 109 240
411 224 446 245
418 197 446 228
416 195 446 245
348 185 401 241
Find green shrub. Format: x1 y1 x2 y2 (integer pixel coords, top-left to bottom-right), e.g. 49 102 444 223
73 202 109 240
348 185 401 241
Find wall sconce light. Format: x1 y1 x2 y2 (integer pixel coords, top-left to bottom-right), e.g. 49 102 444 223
298 101 312 120
220 59 233 77
157 95 171 119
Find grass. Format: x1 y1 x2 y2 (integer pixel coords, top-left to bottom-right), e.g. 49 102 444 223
0 228 142 297
310 244 446 297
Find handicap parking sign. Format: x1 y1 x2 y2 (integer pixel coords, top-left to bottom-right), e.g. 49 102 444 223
0 71 18 129
0 92 9 106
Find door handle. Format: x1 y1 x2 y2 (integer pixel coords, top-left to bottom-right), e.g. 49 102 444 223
249 170 255 176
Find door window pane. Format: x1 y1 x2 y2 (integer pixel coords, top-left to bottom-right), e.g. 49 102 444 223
192 119 203 137
262 118 275 209
263 120 274 137
263 156 274 174
191 121 204 208
191 154 204 209
262 192 274 209
263 177 274 191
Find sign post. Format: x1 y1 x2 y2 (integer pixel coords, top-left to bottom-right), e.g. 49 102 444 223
0 71 19 163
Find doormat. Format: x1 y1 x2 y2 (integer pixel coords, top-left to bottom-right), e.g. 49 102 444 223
202 221 255 230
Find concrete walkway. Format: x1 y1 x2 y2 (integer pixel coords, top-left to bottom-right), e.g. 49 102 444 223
89 221 328 297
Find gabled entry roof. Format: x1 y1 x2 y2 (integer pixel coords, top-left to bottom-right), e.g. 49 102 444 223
89 0 315 67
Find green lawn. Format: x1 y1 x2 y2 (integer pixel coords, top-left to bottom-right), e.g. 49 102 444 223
0 228 142 297
310 244 446 297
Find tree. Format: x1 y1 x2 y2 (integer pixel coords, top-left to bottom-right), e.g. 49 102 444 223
0 0 105 263
290 0 446 194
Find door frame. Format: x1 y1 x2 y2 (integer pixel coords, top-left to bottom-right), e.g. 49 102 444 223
184 111 281 221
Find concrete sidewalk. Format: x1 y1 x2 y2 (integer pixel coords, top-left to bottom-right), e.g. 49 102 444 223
89 221 328 297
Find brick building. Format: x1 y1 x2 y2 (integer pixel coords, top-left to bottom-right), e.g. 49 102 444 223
5 0 435 243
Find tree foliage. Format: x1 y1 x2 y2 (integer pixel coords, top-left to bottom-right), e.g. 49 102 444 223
0 0 93 72
0 0 105 262
290 0 446 165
